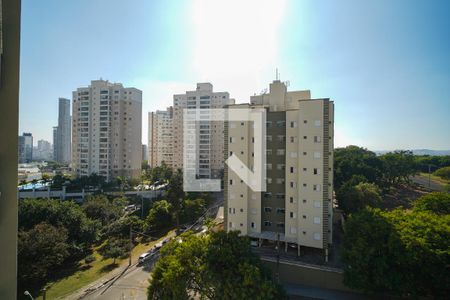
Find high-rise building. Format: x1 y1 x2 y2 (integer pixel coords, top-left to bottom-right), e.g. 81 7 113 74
172 83 235 178
53 98 71 164
18 132 33 163
72 80 142 181
225 80 334 259
34 139 53 160
148 107 174 168
142 144 148 162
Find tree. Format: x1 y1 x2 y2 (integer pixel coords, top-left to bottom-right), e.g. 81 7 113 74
19 199 98 256
145 200 173 231
337 181 382 214
413 192 450 215
434 166 450 180
99 238 128 264
342 206 450 298
166 169 185 226
180 198 205 223
380 150 416 185
148 231 286 299
82 195 125 226
334 146 383 189
18 223 69 287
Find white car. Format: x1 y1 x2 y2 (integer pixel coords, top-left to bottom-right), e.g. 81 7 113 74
138 252 152 264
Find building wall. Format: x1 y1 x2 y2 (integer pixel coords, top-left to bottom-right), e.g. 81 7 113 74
0 0 21 297
55 97 71 164
72 80 142 181
18 132 33 163
148 107 173 168
172 83 234 178
226 80 334 251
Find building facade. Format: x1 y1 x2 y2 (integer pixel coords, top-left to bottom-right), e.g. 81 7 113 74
148 107 174 168
172 83 235 178
18 132 33 163
225 80 334 258
53 97 71 164
72 80 142 181
34 139 53 161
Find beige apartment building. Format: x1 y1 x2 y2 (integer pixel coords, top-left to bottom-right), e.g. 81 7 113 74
172 83 235 178
225 80 334 259
72 80 142 181
148 107 174 168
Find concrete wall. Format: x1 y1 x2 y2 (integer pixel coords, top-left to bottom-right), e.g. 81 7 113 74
262 258 352 292
0 0 21 298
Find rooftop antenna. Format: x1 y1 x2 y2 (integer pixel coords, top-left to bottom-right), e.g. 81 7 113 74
275 68 279 80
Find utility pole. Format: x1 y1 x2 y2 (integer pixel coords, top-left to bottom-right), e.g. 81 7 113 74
42 287 46 300
428 164 431 189
129 224 132 266
276 233 280 283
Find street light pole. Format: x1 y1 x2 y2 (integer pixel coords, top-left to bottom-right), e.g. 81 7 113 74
428 164 431 189
129 224 132 266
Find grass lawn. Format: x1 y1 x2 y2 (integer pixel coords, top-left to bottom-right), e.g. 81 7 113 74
38 230 175 299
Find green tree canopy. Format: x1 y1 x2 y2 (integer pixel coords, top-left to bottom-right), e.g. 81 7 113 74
145 200 173 231
337 181 382 214
19 198 98 255
433 166 450 180
148 231 286 299
18 223 69 287
342 206 450 298
82 195 126 226
99 237 129 264
413 192 450 215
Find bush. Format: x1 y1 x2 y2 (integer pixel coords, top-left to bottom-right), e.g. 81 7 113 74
433 166 450 180
84 255 96 264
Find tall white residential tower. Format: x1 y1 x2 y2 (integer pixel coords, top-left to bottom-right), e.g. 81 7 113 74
72 80 142 181
225 80 334 259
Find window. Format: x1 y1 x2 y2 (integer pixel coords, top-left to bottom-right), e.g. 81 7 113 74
277 135 286 142
290 212 296 219
264 221 272 226
264 207 272 212
314 217 321 224
303 215 307 219
229 151 233 156
266 149 272 156
290 227 297 234
313 184 321 191
290 152 298 158
266 178 272 184
251 208 257 214
277 208 285 214
314 152 321 159
290 167 296 173
314 233 321 240
290 181 296 188
266 121 272 128
303 168 307 171
313 168 320 175
303 199 307 203
290 136 297 143
289 197 295 203
276 149 285 156
229 179 233 185
264 192 272 198
276 193 285 199
290 121 297 128
276 178 285 184
303 136 307 140
230 123 236 128
251 222 255 229
266 163 272 170
240 208 244 212
276 223 285 228
314 201 321 208
303 152 307 156
276 121 286 127
314 120 321 127
314 136 321 143
276 164 285 170
266 135 272 142
229 137 235 143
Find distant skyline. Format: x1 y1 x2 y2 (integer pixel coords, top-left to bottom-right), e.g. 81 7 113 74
20 0 450 150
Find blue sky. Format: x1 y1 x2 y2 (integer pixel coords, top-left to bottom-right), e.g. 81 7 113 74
19 0 450 150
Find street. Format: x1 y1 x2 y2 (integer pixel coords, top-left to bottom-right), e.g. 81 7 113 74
84 256 158 300
410 174 445 192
